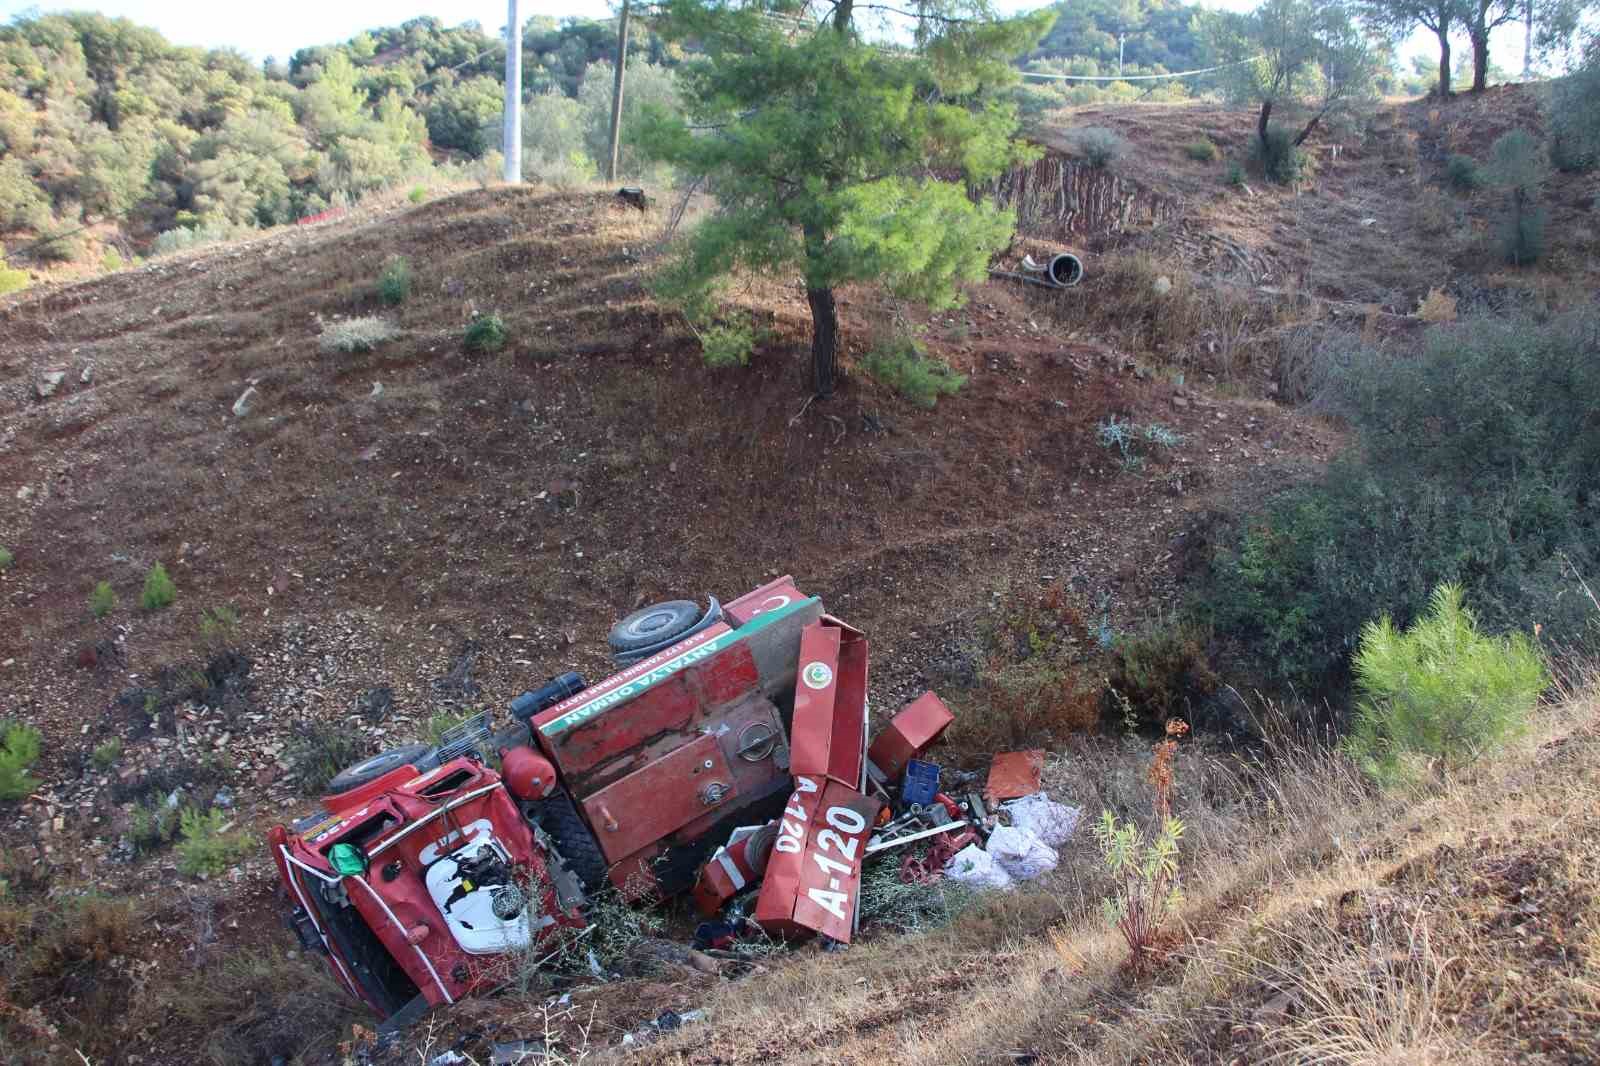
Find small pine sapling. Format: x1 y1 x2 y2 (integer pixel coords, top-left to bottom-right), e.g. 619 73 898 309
90 581 117 618
0 722 43 801
141 562 176 611
1343 583 1546 786
463 313 507 353
176 807 253 877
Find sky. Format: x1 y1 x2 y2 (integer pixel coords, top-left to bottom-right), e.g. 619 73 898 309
0 0 1521 70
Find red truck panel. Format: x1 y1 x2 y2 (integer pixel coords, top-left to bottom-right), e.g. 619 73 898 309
867 691 955 781
753 775 881 943
579 733 740 863
789 620 869 790
724 575 809 627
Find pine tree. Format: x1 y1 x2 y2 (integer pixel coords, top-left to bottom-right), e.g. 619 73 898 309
641 0 1054 397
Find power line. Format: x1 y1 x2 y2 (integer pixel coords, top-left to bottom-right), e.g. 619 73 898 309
1018 56 1264 82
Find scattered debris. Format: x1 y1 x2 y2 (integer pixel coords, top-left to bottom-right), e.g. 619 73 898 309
991 250 1085 289
231 385 258 417
986 749 1045 803
34 370 65 399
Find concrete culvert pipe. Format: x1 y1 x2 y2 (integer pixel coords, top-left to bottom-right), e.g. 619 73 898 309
1047 252 1084 288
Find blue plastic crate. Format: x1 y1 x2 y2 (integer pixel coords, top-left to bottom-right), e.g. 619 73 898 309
901 758 940 807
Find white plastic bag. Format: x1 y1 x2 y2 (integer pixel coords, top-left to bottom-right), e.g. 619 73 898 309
941 843 1015 890
985 824 1059 881
1002 792 1082 848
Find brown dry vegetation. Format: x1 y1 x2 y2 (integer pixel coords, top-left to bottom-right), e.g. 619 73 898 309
592 687 1599 1066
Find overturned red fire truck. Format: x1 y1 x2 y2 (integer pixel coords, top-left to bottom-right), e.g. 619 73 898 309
269 577 962 1021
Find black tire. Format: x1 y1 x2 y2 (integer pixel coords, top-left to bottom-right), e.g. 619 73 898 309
538 789 609 892
326 743 432 794
607 600 702 655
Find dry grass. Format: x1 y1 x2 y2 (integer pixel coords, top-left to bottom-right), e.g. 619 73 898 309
318 314 402 354
167 950 367 1066
603 687 1599 1066
1043 250 1285 385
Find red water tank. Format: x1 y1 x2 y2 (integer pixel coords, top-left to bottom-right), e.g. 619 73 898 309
499 744 559 801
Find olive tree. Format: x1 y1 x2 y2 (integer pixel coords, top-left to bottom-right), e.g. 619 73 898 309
1208 0 1380 158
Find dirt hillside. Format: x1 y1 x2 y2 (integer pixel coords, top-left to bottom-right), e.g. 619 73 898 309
0 85 1588 1065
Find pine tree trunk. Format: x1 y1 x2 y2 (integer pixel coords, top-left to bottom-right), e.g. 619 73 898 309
808 286 839 398
1438 34 1453 98
1471 31 1489 92
1257 99 1272 151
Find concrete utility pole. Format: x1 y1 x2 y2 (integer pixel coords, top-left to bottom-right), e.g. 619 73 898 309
1523 0 1534 79
503 0 522 184
606 0 632 184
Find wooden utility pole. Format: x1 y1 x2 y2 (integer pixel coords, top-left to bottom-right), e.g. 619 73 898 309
503 0 522 183
606 0 632 184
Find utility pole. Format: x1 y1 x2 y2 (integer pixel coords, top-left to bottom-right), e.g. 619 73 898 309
1523 0 1534 80
503 0 522 184
606 0 632 184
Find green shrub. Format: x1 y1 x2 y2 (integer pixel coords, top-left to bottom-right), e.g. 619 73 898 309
1548 43 1600 173
1498 201 1548 266
1106 621 1219 732
1184 139 1219 162
1444 153 1483 191
0 722 42 801
1096 415 1183 471
463 313 507 353
1344 584 1547 786
129 800 181 853
407 185 428 204
150 222 243 257
1067 126 1128 169
90 581 117 619
92 737 123 770
1251 124 1303 185
861 336 966 408
319 316 400 354
1094 810 1184 973
1225 160 1245 187
199 605 240 648
1488 129 1549 267
101 247 124 272
377 255 412 305
1204 312 1600 691
0 263 26 296
0 547 12 570
697 315 756 368
425 707 484 747
175 807 253 877
31 228 84 263
141 563 176 611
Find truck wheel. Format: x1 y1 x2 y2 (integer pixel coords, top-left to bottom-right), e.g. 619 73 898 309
326 744 432 794
607 600 702 656
539 790 609 891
